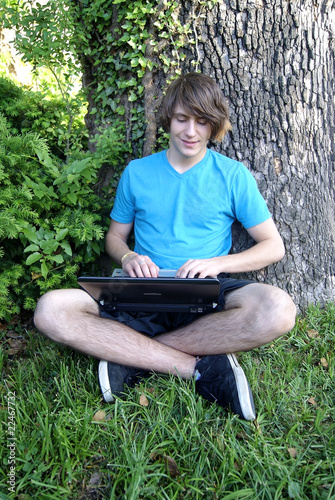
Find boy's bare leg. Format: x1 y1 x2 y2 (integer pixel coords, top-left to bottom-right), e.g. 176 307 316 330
158 283 296 354
34 283 296 376
34 289 197 379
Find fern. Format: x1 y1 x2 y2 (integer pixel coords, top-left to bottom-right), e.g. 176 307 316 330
0 113 9 135
0 213 21 239
22 131 50 157
0 80 128 321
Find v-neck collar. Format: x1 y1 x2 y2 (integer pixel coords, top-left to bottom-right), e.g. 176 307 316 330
163 149 209 178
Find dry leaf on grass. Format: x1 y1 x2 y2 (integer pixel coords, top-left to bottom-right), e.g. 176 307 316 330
93 410 106 422
307 329 319 339
6 331 24 339
8 343 26 355
139 394 149 407
8 347 24 356
307 396 317 406
150 451 180 478
320 357 329 368
88 472 101 486
288 447 298 458
6 333 28 357
79 472 102 499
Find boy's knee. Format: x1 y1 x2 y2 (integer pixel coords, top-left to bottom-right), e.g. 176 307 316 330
33 290 59 333
34 288 99 341
240 284 296 338
266 287 297 335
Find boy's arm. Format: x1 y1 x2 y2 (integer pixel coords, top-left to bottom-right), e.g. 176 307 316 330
176 218 285 278
105 219 159 277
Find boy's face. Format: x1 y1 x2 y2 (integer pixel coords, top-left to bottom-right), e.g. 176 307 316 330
168 105 211 169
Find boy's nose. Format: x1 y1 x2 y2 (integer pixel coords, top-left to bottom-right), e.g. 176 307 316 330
185 120 196 136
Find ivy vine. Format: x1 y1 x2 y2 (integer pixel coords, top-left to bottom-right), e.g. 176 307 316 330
2 0 218 155
68 0 218 154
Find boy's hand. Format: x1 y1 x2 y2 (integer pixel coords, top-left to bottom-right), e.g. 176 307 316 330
176 258 221 278
122 253 160 277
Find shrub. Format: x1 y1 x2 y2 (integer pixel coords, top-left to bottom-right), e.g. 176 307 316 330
0 112 130 322
0 76 88 159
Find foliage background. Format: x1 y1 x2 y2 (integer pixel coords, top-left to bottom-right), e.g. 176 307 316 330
1 0 181 321
0 72 129 321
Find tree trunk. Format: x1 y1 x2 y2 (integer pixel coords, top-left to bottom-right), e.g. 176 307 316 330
76 0 335 310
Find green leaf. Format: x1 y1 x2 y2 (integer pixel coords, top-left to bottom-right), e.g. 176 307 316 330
26 252 42 265
91 241 101 255
43 229 55 241
23 244 40 253
22 227 38 244
138 56 147 67
67 193 77 204
40 240 59 254
55 228 69 241
60 241 72 256
35 189 46 199
72 158 92 173
115 106 125 115
128 92 137 102
50 254 64 264
41 261 48 279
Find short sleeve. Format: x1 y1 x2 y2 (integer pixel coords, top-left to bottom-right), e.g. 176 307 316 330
110 167 135 223
232 166 271 228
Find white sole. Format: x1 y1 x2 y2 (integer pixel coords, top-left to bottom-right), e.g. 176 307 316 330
227 353 256 421
98 360 114 402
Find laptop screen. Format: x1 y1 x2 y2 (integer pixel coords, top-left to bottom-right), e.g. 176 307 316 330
78 272 220 313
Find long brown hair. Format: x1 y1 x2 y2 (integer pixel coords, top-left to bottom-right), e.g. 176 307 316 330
161 73 232 142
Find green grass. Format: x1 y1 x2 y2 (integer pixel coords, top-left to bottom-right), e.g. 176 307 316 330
1 303 334 499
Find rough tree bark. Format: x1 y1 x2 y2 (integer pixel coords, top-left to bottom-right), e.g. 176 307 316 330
79 0 335 310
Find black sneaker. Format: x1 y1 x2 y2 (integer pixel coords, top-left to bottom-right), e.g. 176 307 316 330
98 360 150 402
195 354 256 421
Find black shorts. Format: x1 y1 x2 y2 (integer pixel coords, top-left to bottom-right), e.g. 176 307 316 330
99 274 254 338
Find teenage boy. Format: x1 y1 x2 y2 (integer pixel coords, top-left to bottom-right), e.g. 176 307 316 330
34 73 296 421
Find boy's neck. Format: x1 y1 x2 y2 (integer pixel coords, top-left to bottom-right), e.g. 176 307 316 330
166 147 208 174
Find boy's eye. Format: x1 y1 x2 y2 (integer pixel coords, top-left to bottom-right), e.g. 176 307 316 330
175 116 208 125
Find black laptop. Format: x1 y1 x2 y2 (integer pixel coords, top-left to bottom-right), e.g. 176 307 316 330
78 269 220 313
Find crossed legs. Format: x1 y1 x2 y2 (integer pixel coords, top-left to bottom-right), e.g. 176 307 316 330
33 283 296 378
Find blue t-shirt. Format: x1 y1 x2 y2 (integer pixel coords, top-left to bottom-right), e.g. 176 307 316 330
111 149 271 269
